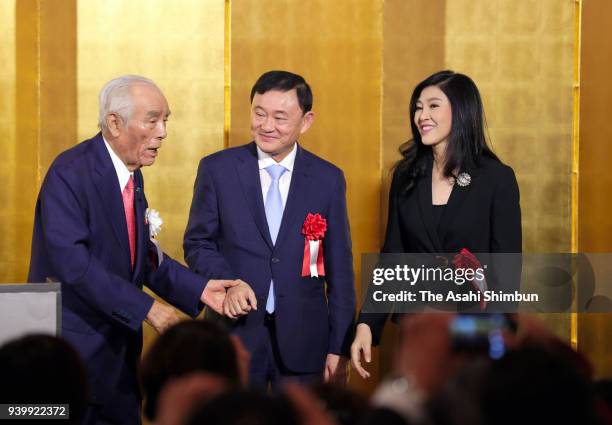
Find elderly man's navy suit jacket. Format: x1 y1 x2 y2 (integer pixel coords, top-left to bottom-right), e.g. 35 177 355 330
28 133 205 425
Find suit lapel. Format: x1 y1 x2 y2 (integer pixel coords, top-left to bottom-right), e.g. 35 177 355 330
91 134 132 270
236 143 274 249
416 160 444 252
132 170 146 281
275 145 310 247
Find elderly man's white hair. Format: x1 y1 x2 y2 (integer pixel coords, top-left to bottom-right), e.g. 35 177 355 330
98 75 160 131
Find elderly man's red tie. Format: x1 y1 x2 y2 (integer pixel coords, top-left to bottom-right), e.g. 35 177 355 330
122 176 136 269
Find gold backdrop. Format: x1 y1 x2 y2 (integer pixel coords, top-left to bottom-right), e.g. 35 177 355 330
0 0 17 280
578 0 612 378
444 1 575 253
1 0 77 283
1 0 610 394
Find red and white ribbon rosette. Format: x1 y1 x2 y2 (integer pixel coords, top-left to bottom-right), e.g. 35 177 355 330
301 213 326 277
452 248 488 310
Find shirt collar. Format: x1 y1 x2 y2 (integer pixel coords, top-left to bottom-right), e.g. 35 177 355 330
257 142 297 172
103 136 133 191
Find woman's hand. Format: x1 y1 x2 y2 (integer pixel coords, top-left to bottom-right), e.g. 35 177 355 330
350 323 373 378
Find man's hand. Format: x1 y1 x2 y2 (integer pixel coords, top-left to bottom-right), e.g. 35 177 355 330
200 279 241 314
145 300 179 334
222 279 257 319
350 323 373 379
324 353 349 385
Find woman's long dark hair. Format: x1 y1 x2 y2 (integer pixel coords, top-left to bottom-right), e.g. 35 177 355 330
395 70 499 192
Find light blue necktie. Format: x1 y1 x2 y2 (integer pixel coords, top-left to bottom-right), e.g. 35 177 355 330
264 164 287 313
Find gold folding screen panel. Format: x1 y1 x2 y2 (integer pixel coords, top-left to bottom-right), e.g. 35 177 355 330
0 0 18 281
1 0 77 283
444 1 574 253
579 0 612 378
77 0 226 262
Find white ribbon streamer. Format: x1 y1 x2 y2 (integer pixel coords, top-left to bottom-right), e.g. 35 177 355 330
150 238 164 267
309 240 320 277
473 274 488 293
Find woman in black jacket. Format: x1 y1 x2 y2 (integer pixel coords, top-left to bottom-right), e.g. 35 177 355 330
351 70 522 379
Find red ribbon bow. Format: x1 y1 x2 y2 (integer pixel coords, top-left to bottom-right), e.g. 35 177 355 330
452 248 487 310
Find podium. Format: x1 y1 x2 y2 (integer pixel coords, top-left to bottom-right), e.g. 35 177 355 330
0 283 61 346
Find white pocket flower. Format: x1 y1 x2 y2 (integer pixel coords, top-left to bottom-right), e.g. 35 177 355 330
146 208 163 238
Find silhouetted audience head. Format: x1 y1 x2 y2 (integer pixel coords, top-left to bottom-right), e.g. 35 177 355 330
594 380 612 425
429 346 598 425
426 357 491 425
141 320 241 421
0 334 88 424
482 346 597 425
156 373 231 425
310 382 369 425
185 390 299 425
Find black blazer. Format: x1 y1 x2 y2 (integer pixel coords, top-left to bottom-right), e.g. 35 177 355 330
358 156 522 344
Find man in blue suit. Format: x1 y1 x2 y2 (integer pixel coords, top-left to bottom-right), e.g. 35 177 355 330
184 70 355 388
28 75 237 424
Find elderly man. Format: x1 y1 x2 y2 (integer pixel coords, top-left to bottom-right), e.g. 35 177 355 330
28 75 236 425
184 70 355 388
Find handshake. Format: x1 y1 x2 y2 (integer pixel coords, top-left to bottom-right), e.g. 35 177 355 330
146 279 257 334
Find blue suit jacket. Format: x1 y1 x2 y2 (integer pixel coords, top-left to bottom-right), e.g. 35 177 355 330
28 133 205 424
184 143 355 373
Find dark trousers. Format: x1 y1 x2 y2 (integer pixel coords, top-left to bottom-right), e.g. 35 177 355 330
248 313 322 390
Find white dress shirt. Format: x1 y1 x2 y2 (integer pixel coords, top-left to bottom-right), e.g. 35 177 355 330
103 136 133 191
257 142 297 208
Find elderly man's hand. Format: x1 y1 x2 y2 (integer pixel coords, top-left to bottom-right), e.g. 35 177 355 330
200 279 241 314
145 300 179 334
222 279 257 319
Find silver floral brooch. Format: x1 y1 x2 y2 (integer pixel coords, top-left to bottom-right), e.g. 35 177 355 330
455 172 472 187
